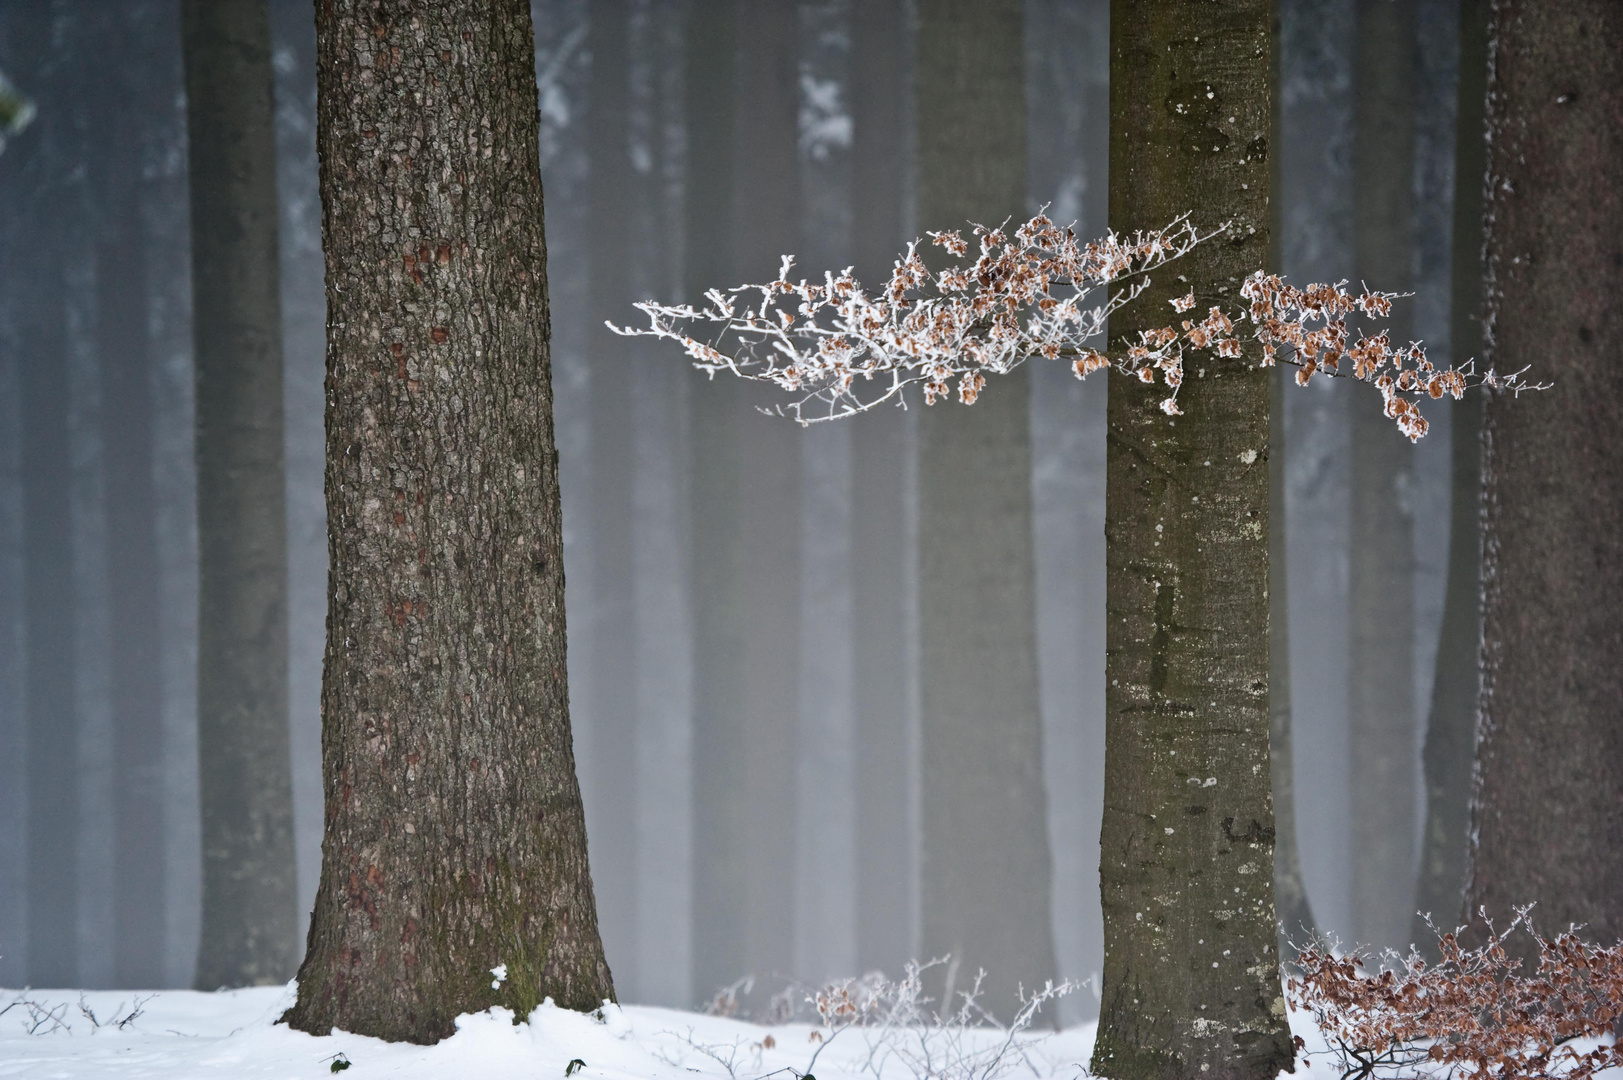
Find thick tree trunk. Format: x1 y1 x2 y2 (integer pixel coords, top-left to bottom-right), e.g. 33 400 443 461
915 0 1057 1021
1464 0 1623 954
1267 0 1315 952
182 0 299 989
733 0 801 1003
1410 0 1487 953
1347 0 1418 956
850 0 914 983
585 0 638 986
98 128 166 992
283 0 613 1042
684 0 749 1009
1095 5 1293 1079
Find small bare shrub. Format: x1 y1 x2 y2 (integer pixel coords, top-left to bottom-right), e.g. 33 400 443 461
670 959 1075 1080
1288 909 1623 1080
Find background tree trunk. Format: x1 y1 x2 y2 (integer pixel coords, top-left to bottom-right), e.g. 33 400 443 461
732 0 801 1006
97 84 167 992
283 0 613 1042
4 2 80 988
1095 4 1293 1078
684 0 750 1009
585 0 638 986
21 209 78 992
850 0 915 984
1464 0 1623 954
182 0 299 989
1268 0 1315 952
1411 0 1487 954
1347 0 1418 956
915 0 1058 1021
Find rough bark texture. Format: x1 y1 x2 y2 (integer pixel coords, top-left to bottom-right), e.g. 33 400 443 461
1464 0 1623 954
915 0 1058 1021
732 0 801 1003
850 0 914 983
684 0 748 1008
283 0 613 1042
1411 0 1488 955
98 106 167 990
1266 0 1315 951
585 0 638 983
1347 0 1419 956
182 0 299 990
1095 4 1292 1079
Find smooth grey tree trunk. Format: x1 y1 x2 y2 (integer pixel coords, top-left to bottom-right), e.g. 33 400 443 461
915 0 1058 1021
681 0 749 1006
850 0 915 984
733 0 801 1006
1464 0 1623 956
22 236 78 990
182 0 299 989
1268 0 1316 953
7 2 80 989
1347 0 1418 955
1095 4 1293 1078
97 108 167 992
283 0 613 1042
1411 0 1487 954
684 0 749 1009
585 0 639 986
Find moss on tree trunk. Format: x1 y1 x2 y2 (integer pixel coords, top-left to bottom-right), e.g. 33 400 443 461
1094 5 1293 1079
282 0 613 1043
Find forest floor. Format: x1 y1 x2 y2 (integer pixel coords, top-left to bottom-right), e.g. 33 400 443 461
0 982 1330 1079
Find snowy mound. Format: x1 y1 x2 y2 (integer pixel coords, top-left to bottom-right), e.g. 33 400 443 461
0 984 1106 1080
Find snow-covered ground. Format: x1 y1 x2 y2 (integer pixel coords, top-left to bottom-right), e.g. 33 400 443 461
0 983 1328 1079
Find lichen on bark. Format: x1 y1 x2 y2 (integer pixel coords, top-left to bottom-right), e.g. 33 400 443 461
282 0 613 1044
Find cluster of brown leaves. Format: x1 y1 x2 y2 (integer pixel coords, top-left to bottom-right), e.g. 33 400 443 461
1289 911 1623 1080
613 213 1537 439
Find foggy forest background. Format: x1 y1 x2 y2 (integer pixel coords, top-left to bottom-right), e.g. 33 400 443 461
0 0 1464 1028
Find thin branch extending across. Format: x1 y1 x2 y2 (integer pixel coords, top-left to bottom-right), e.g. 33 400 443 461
611 214 1542 441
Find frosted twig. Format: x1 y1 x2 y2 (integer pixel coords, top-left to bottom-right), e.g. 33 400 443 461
614 214 1540 441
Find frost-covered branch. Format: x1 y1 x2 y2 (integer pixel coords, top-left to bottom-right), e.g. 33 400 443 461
611 213 1541 441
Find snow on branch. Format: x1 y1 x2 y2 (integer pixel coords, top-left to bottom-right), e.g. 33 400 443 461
610 213 1541 440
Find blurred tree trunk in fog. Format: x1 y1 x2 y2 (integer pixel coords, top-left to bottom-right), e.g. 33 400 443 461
1348 0 1417 955
284 0 613 1042
915 0 1057 1020
1268 0 1317 952
685 0 749 1009
1412 0 1486 956
96 55 166 990
732 0 801 1006
586 0 639 989
849 0 914 984
181 0 298 988
4 2 82 989
1095 3 1291 1078
1025 0 1111 1025
1465 0 1623 956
